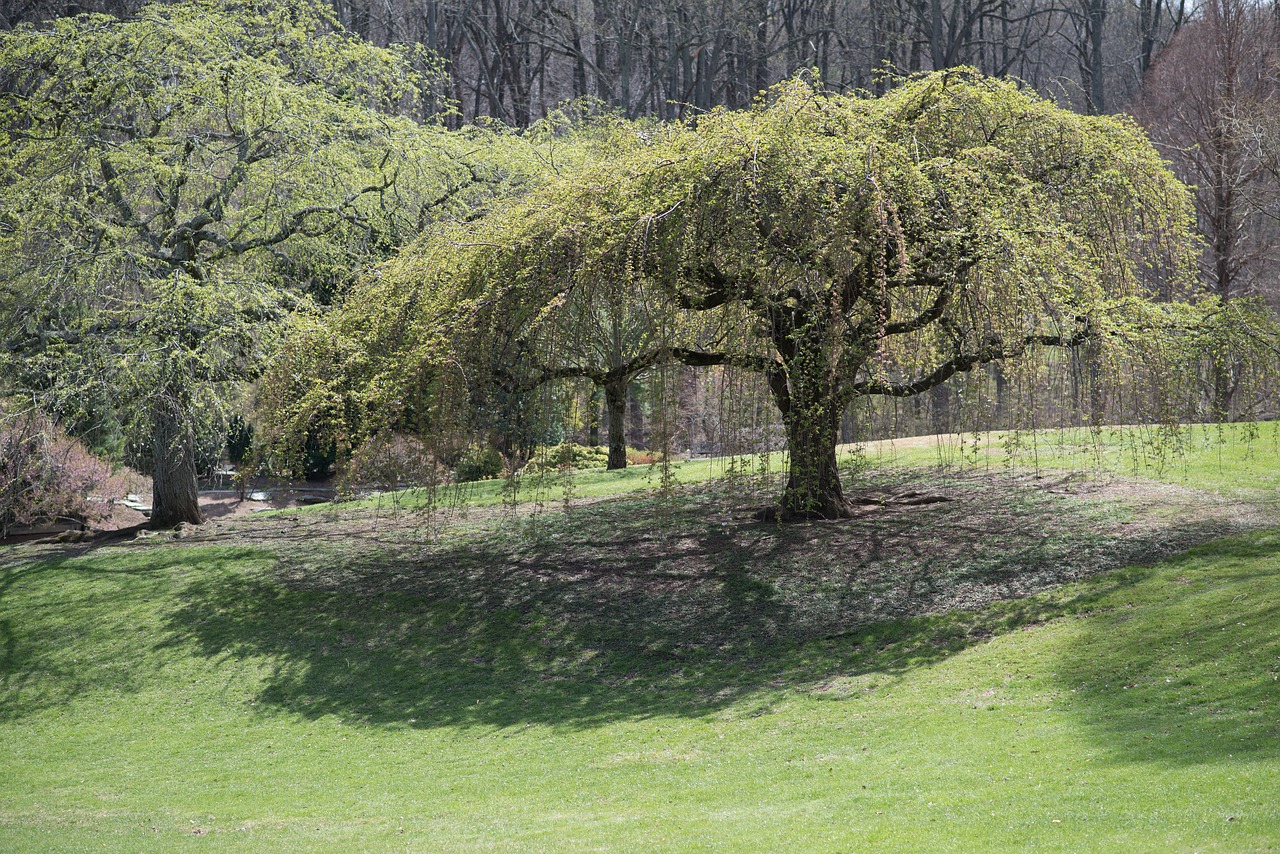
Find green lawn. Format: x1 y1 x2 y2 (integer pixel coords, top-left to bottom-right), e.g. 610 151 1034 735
333 449 781 513
334 421 1280 516
853 421 1280 497
2 424 1279 851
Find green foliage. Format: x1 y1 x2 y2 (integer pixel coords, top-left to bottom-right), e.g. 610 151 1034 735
322 69 1214 518
453 445 505 482
523 442 611 472
631 70 1199 397
251 313 372 477
0 0 460 299
254 108 658 476
0 0 507 519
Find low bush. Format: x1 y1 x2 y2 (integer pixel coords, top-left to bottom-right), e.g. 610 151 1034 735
454 446 506 483
0 407 123 534
523 443 610 473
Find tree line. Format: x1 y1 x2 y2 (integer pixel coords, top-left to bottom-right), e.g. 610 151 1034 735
4 0 1196 120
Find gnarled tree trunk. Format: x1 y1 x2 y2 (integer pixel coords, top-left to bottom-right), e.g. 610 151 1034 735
768 339 852 519
779 394 850 519
149 394 203 528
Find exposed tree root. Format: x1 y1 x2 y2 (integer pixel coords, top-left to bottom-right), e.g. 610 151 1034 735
756 490 953 522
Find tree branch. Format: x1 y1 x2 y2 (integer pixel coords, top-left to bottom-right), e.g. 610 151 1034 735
882 278 956 335
204 172 397 261
676 262 736 310
852 316 1092 398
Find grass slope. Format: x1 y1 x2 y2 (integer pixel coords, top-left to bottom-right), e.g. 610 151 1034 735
2 425 1278 851
333 421 1280 516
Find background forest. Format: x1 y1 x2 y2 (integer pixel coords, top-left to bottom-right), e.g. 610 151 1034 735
0 0 1206 120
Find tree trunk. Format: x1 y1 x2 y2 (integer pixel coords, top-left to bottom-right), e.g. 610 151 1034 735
149 396 203 528
1084 0 1107 114
604 379 628 469
766 312 852 520
780 399 849 519
1211 359 1235 423
929 0 946 69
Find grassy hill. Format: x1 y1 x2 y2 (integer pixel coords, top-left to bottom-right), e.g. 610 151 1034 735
2 424 1278 851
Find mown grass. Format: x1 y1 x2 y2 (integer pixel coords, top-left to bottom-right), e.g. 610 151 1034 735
853 420 1280 498
333 451 778 514
326 421 1280 517
1 424 1278 851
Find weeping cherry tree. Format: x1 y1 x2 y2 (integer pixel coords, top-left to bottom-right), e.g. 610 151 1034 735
306 70 1203 520
632 70 1199 517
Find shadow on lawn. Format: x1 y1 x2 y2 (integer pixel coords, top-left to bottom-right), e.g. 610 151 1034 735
0 546 268 721
162 476 1256 735
1053 531 1280 765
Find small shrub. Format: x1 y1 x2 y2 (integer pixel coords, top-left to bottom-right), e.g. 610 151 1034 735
454 446 505 482
0 407 123 534
626 448 663 465
524 443 610 473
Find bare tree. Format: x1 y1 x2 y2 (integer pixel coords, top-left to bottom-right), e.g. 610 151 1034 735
1135 0 1279 419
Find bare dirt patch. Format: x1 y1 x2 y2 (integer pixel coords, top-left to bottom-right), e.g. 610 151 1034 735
59 467 1264 633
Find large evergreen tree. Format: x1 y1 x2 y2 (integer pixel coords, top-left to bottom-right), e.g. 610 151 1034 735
0 0 471 526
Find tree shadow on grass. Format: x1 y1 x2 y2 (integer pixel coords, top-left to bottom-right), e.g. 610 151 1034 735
0 546 269 721
1052 530 1280 765
161 474 1255 733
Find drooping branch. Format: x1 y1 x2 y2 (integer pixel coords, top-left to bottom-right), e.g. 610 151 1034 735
496 362 607 394
882 278 957 336
496 344 778 396
852 316 1093 398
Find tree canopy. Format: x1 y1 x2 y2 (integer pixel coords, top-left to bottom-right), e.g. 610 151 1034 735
0 0 508 525
323 70 1204 519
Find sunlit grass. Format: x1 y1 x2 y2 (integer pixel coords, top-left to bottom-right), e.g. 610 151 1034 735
328 421 1280 516
854 421 1280 497
329 450 786 514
